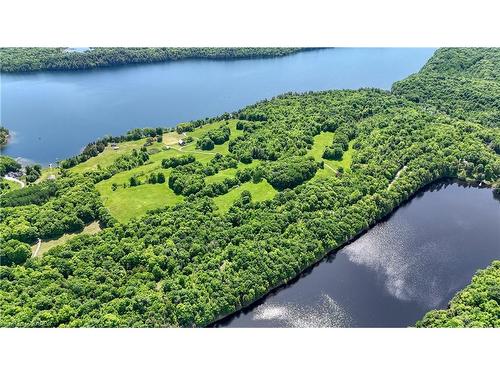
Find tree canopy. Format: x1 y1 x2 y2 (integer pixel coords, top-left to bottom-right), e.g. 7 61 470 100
0 48 498 327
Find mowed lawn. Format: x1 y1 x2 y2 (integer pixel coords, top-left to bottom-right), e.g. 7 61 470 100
32 221 102 257
96 149 184 222
307 132 355 178
2 178 21 191
69 139 146 174
213 180 276 212
64 120 277 221
99 182 183 222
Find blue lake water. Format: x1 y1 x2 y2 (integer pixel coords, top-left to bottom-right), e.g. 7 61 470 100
214 181 500 327
1 48 435 165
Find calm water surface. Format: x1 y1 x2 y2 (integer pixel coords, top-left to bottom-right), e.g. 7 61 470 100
215 181 500 327
1 48 435 164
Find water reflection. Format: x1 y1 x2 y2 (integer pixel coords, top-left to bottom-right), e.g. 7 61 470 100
215 181 500 327
252 294 351 328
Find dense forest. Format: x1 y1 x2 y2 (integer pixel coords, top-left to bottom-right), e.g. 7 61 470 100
393 48 500 127
0 48 310 73
416 261 500 327
0 48 498 327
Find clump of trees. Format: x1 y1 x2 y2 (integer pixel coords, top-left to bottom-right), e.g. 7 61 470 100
197 126 231 150
0 239 31 266
0 156 21 176
162 154 195 168
264 156 321 190
25 164 42 183
0 175 108 244
0 181 58 207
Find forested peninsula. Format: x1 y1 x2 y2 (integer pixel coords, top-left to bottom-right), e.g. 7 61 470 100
417 261 500 327
0 48 311 72
0 48 498 327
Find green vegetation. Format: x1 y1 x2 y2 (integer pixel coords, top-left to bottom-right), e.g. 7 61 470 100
69 139 146 174
0 178 21 194
0 181 58 207
393 48 500 127
0 48 311 73
32 221 102 258
0 48 498 327
416 261 500 327
0 155 21 176
0 126 9 146
213 180 276 212
0 175 111 245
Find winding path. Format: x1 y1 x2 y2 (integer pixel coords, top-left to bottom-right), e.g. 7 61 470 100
3 175 25 188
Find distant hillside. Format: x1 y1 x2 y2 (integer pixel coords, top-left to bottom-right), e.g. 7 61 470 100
0 47 315 73
392 48 500 127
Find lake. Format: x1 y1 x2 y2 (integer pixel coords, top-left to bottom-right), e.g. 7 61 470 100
214 181 500 327
0 48 436 165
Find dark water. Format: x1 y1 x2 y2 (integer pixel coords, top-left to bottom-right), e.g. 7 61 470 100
215 181 500 327
0 48 435 165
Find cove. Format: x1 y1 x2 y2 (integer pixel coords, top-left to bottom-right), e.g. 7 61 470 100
0 48 435 165
213 181 500 327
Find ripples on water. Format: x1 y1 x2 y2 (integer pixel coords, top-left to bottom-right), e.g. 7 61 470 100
252 294 351 328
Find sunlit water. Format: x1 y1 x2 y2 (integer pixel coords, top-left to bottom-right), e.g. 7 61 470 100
214 181 500 327
0 48 435 165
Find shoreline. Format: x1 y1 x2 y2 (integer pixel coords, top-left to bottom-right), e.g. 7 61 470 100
0 48 324 74
208 177 493 327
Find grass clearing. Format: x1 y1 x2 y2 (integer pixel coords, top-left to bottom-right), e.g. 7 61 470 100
2 178 21 192
32 221 102 257
307 132 355 178
213 180 276 212
99 182 183 223
67 120 253 222
69 139 146 174
205 168 238 184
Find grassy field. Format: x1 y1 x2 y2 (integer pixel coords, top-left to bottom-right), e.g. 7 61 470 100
307 132 355 178
99 182 183 222
32 221 102 257
66 121 352 221
205 168 238 184
213 180 276 212
69 139 146 174
2 178 21 191
95 149 184 222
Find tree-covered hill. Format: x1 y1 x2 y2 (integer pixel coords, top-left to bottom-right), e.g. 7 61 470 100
416 261 500 327
393 48 500 127
0 48 498 327
0 47 311 73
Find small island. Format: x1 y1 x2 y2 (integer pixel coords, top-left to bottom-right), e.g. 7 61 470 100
0 126 9 146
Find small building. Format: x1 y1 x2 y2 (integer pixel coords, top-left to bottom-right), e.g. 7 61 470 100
112 145 120 150
178 139 185 146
